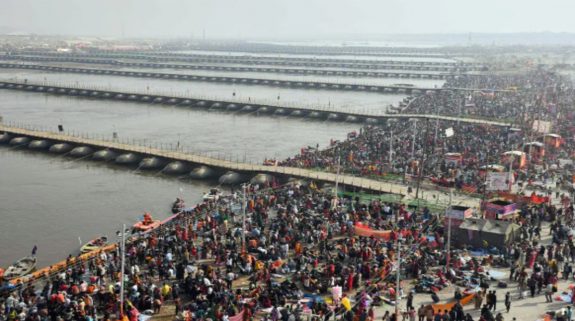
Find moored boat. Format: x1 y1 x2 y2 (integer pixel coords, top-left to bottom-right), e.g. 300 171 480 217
4 256 37 280
203 188 222 201
172 198 185 214
133 212 161 232
80 236 108 253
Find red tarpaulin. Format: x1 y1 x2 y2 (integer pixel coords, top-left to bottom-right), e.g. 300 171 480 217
529 193 549 204
497 192 549 205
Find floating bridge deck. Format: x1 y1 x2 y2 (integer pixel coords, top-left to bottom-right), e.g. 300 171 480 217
0 124 480 208
0 60 455 80
2 53 469 72
0 80 513 127
0 62 443 94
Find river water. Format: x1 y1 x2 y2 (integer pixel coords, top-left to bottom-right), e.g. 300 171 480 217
0 90 358 162
0 147 213 268
0 54 437 268
0 88 361 267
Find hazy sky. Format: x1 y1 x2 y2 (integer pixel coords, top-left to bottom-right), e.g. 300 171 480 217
2 0 575 39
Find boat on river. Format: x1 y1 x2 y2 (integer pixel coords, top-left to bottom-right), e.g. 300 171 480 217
172 198 185 214
4 256 37 280
203 188 222 201
133 212 161 232
80 236 108 253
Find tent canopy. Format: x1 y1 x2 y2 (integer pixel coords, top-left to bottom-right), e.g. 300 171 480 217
459 218 519 235
479 164 506 171
503 151 525 157
545 133 561 139
458 218 486 231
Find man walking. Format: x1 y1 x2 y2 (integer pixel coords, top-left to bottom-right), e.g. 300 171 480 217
486 291 495 311
505 292 511 313
407 292 414 311
492 291 497 311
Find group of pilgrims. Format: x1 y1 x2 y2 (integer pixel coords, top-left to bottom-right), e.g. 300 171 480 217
3 64 575 321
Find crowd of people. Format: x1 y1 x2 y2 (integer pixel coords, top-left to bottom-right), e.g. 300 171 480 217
3 63 575 321
1 175 573 321
280 69 575 198
0 183 437 321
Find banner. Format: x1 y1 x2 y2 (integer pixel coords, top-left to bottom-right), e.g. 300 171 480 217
354 223 413 240
354 224 392 240
486 172 511 191
483 201 517 213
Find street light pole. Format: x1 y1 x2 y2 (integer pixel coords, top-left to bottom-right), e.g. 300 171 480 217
446 189 453 268
333 155 341 210
242 184 247 254
395 237 401 319
119 224 126 318
433 104 439 146
389 130 393 166
415 118 431 202
411 120 417 159
508 154 514 192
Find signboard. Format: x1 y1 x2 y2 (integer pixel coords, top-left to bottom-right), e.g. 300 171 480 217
558 159 573 168
486 172 512 191
532 120 552 134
